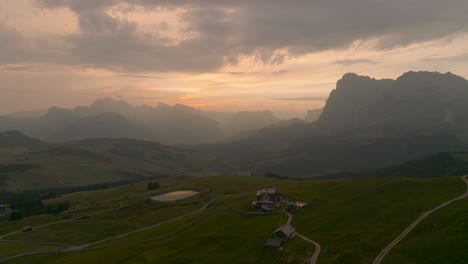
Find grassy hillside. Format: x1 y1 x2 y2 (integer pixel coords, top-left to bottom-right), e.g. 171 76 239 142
383 197 468 264
0 138 219 191
0 131 48 151
319 152 468 180
203 129 466 178
0 175 465 263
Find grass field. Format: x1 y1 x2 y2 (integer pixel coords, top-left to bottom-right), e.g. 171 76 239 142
0 175 466 263
383 197 468 264
0 139 218 191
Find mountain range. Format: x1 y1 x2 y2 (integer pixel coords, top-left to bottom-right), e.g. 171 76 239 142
0 98 293 144
199 71 468 177
2 71 468 179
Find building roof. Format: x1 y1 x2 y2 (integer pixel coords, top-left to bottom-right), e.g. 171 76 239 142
274 224 296 236
265 239 282 248
261 205 275 211
256 187 279 196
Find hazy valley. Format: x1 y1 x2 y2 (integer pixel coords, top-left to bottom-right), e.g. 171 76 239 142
0 71 468 263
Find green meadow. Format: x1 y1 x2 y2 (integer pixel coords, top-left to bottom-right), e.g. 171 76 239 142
0 175 466 263
384 197 468 264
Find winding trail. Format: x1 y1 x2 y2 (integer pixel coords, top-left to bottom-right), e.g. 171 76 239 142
280 211 320 264
0 200 139 240
297 233 321 264
373 175 468 264
228 209 320 264
0 191 323 263
0 193 243 263
76 194 233 250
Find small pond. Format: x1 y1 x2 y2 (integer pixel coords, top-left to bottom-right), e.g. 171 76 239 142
150 190 199 201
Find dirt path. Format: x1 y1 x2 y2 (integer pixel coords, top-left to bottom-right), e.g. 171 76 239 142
0 193 244 263
0 192 314 263
373 175 468 264
281 211 320 264
297 233 321 264
0 200 139 240
282 211 320 264
227 208 318 263
76 194 234 250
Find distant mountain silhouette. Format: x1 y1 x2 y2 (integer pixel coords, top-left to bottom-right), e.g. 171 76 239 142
316 71 468 137
303 109 322 123
199 71 468 177
220 117 306 143
0 98 287 144
5 109 47 119
316 73 394 133
369 72 468 133
0 130 48 150
219 111 281 137
4 71 467 178
74 98 290 144
0 108 152 143
50 112 155 142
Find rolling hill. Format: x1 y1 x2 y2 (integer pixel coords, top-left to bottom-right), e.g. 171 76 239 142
317 152 468 180
0 136 221 191
0 131 48 151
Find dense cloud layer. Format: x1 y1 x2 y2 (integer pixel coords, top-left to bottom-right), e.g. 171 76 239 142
1 0 467 72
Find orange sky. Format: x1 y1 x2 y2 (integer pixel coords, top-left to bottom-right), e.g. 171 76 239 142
1 0 468 117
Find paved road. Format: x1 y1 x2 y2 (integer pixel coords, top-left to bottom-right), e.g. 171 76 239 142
297 233 321 264
373 175 468 264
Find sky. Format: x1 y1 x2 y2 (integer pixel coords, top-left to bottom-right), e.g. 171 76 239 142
1 0 468 117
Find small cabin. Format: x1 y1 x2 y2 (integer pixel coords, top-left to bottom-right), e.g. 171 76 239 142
274 224 296 241
265 238 283 250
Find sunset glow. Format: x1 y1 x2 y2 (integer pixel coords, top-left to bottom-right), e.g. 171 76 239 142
1 0 468 116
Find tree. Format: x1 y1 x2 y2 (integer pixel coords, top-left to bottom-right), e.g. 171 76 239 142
9 209 23 221
147 181 160 191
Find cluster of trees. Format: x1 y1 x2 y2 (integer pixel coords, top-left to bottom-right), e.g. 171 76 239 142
51 179 140 194
147 181 160 191
1 180 140 221
1 178 165 221
45 201 70 215
8 210 23 221
6 201 70 221
264 173 288 180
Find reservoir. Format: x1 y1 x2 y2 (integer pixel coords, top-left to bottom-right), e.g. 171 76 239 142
150 190 199 201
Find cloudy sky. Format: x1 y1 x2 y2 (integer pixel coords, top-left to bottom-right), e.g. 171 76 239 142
1 0 468 116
